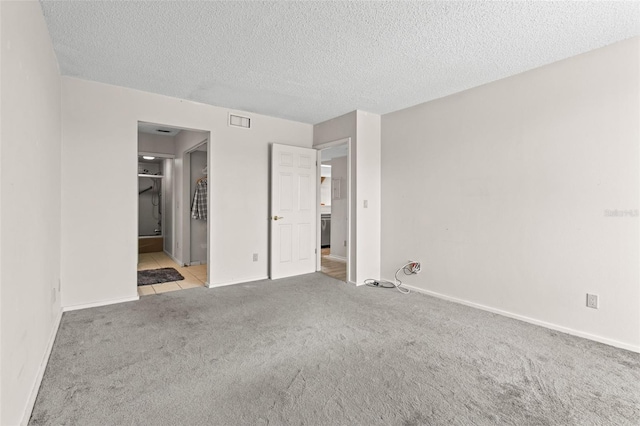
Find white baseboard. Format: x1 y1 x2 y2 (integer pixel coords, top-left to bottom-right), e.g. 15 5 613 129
401 283 640 354
208 275 268 288
325 254 346 263
20 308 63 426
63 295 139 312
163 250 183 266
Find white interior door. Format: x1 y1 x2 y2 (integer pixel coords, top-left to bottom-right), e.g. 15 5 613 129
270 143 317 279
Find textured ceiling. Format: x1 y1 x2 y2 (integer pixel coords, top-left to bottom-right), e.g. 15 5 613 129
40 1 639 124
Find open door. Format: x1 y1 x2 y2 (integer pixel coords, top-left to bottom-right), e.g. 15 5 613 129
270 143 317 279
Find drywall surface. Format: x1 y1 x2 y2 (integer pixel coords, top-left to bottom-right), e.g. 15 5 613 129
162 158 174 256
330 156 348 259
381 38 640 350
61 77 312 307
138 132 175 156
355 111 381 284
0 2 62 424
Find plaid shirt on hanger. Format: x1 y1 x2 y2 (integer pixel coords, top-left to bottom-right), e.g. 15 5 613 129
191 178 207 220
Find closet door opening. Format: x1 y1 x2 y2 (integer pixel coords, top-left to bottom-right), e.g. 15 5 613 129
186 141 208 270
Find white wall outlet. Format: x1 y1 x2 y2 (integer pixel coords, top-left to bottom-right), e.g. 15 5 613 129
408 261 421 274
253 253 258 262
363 200 368 208
51 287 56 303
586 293 599 309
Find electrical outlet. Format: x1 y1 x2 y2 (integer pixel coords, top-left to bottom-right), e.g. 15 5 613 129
586 293 599 309
407 261 421 274
51 287 56 303
343 240 347 247
253 253 258 262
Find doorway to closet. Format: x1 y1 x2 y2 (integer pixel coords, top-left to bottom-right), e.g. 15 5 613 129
136 121 210 296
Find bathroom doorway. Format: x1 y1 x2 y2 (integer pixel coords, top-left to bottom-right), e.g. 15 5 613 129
136 121 210 296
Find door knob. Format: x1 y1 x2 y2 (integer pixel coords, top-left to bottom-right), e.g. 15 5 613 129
272 216 284 221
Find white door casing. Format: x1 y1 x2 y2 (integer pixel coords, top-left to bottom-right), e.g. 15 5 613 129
270 143 317 279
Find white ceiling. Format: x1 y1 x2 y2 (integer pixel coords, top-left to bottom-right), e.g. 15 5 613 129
40 1 639 124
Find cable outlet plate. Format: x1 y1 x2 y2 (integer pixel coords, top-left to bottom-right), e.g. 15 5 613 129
586 293 599 309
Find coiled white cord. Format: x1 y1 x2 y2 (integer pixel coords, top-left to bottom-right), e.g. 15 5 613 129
365 261 421 294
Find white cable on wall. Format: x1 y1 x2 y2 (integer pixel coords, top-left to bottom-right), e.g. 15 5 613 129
365 261 421 294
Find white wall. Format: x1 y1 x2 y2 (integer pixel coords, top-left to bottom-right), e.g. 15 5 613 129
355 111 381 283
138 132 175 156
329 156 348 258
381 37 640 351
0 2 62 425
60 77 313 307
162 158 174 256
313 110 382 284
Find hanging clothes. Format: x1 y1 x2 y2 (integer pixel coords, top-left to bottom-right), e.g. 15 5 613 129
191 177 208 220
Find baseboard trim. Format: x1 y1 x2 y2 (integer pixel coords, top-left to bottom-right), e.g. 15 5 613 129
20 308 63 426
325 254 346 263
163 250 183 267
63 295 139 312
209 275 268 288
401 283 640 354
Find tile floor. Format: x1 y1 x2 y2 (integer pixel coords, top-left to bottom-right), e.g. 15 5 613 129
137 251 207 296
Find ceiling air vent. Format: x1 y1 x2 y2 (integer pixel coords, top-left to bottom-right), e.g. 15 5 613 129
229 114 251 129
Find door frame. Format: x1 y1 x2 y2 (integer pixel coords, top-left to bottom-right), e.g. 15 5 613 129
314 137 352 283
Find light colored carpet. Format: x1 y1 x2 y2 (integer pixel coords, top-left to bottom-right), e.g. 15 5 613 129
30 273 639 425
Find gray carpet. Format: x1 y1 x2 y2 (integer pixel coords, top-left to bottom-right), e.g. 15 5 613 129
30 273 639 425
